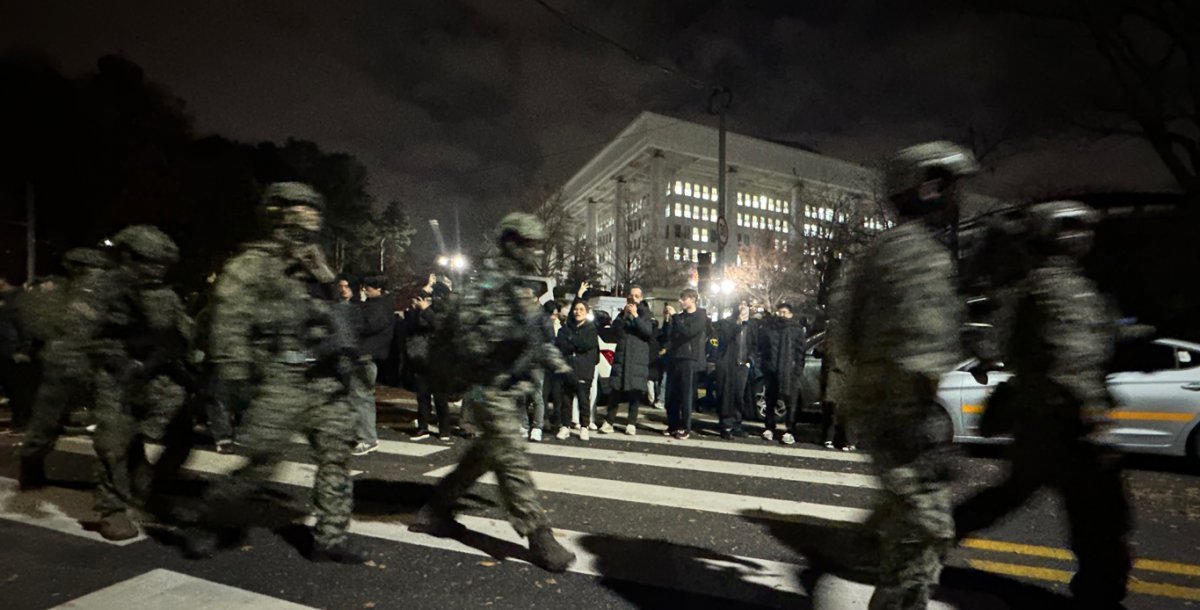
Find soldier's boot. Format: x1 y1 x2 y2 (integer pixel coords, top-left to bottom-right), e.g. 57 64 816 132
18 457 48 490
528 526 575 573
409 503 466 538
310 539 369 564
97 512 139 541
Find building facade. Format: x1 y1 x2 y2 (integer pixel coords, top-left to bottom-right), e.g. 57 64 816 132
553 112 890 291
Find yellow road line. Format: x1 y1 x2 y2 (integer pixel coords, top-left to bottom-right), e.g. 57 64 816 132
962 538 1071 561
964 538 1200 578
967 560 1200 602
967 559 1071 583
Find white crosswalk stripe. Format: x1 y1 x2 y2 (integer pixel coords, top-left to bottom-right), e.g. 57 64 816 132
422 464 870 523
0 477 146 546
521 442 880 489
53 437 364 487
589 422 871 463
49 568 317 609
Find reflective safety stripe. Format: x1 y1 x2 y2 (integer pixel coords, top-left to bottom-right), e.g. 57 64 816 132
1109 411 1195 422
962 404 984 414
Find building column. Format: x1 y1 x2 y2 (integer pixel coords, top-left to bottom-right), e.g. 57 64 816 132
722 169 740 266
789 182 803 241
586 197 598 247
613 177 629 290
649 150 665 242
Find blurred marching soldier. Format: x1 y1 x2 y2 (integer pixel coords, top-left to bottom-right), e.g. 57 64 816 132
412 212 577 573
954 201 1132 608
829 141 978 609
18 247 117 489
185 182 363 563
89 226 195 541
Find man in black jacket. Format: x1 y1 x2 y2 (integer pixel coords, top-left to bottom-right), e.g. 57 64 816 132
662 288 706 440
351 276 394 455
600 286 654 436
715 300 757 438
759 302 807 445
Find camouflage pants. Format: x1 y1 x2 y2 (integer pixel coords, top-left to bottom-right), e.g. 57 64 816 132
427 383 550 536
20 342 94 461
200 363 354 546
92 374 188 517
862 403 955 610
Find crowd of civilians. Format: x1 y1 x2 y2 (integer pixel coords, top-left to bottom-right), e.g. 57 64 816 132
238 273 856 456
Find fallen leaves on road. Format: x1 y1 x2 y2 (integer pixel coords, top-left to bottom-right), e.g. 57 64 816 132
478 560 498 567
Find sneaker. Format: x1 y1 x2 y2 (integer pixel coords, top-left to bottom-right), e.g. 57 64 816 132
730 428 748 438
824 441 837 450
674 430 690 440
555 427 570 440
762 429 775 441
842 444 857 452
781 432 796 445
588 422 598 431
438 434 452 442
97 512 139 541
579 428 590 441
215 440 235 455
720 429 734 440
85 424 97 434
411 430 431 442
351 442 379 456
528 527 576 573
530 428 543 442
520 427 529 438
661 428 676 437
571 422 581 430
599 422 614 434
624 424 636 436
310 540 368 564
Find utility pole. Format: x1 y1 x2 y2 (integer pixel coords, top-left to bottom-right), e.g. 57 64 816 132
708 87 733 279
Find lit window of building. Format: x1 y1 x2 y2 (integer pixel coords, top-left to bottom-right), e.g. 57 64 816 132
782 201 789 214
684 204 692 219
701 228 709 242
674 202 682 217
674 181 683 195
701 185 709 200
684 183 693 197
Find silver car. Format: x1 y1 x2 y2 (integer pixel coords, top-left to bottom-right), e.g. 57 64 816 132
941 338 1200 459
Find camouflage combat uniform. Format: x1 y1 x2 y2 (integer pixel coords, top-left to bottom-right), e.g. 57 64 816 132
830 221 962 610
202 239 355 549
954 250 1132 605
89 230 194 532
19 249 119 481
417 212 576 573
424 254 569 536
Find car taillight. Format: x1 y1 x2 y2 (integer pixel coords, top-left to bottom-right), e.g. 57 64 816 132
600 350 615 365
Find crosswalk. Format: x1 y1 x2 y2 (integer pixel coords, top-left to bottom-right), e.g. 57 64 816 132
5 405 1200 609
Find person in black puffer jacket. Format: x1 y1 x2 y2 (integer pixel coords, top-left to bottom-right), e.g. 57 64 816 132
552 299 598 441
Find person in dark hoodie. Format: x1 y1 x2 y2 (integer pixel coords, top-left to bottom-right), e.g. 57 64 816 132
553 299 599 441
758 302 808 445
405 276 453 441
349 275 394 456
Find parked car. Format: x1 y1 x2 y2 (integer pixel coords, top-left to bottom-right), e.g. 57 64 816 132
944 337 1200 460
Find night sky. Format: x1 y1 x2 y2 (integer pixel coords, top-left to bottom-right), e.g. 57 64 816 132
3 0 1180 249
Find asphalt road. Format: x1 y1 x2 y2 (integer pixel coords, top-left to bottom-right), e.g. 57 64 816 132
1 394 1198 610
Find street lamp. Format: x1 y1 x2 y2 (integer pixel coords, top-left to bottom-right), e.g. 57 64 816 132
720 279 735 295
450 254 468 271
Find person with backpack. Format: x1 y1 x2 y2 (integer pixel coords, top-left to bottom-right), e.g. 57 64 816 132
411 213 576 573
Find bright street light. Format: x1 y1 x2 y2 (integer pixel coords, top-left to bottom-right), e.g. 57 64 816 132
450 254 468 270
720 279 735 295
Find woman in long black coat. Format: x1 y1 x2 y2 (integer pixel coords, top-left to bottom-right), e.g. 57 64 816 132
600 298 654 434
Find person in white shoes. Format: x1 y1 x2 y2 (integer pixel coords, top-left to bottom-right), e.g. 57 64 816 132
598 286 654 437
553 297 598 441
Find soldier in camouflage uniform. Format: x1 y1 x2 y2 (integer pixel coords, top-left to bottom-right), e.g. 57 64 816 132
19 247 118 489
829 141 978 609
954 201 1132 608
90 225 194 541
411 212 577 573
185 182 363 564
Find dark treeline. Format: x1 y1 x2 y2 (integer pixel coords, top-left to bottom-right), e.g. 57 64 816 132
0 51 414 294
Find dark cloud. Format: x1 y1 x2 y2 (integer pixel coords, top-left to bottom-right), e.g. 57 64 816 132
1 0 1181 252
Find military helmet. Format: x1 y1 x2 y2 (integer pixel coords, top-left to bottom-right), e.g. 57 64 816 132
1026 200 1098 259
62 247 112 270
110 225 180 264
885 141 979 200
497 212 546 243
262 181 324 211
